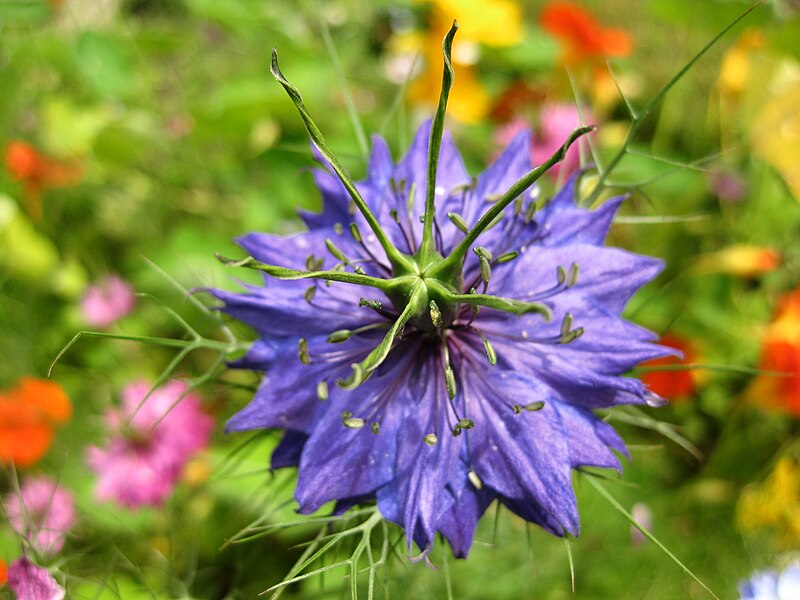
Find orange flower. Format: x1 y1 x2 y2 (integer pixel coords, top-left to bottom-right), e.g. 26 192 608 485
0 377 72 468
751 288 800 415
640 334 700 402
3 141 82 219
540 2 633 65
0 558 6 588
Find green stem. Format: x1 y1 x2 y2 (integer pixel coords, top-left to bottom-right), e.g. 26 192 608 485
217 254 409 292
419 21 458 262
584 0 766 206
431 126 594 281
270 50 413 273
339 282 426 389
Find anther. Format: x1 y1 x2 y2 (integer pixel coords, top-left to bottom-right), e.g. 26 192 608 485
325 238 348 262
496 251 518 264
423 433 438 446
303 286 317 303
316 381 328 401
468 470 483 490
445 365 457 400
557 265 567 286
341 411 365 429
371 422 380 434
297 338 311 364
327 329 352 343
567 262 579 287
333 223 344 235
306 254 324 271
524 201 537 224
448 212 469 234
349 222 362 243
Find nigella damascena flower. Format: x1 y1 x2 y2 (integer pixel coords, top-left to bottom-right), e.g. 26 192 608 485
4 477 75 556
87 380 214 508
214 41 668 558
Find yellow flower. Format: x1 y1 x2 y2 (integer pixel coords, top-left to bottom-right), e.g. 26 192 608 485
402 0 523 123
752 77 800 201
737 457 800 547
693 244 781 278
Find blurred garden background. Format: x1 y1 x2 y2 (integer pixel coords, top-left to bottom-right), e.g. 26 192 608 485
2 0 800 598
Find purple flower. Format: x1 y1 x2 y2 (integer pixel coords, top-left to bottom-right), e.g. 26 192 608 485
215 124 668 556
4 477 75 556
214 46 668 557
87 380 214 508
7 557 65 600
739 561 800 600
80 274 135 328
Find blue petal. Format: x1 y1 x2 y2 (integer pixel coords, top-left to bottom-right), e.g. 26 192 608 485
272 430 308 469
436 482 494 558
225 331 383 432
294 348 416 513
462 367 579 536
376 344 467 552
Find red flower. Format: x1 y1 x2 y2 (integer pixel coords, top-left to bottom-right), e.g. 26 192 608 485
540 2 633 64
0 378 72 468
640 334 699 401
3 141 82 219
751 288 800 415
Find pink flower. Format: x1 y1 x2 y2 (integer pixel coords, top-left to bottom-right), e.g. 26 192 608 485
87 380 214 508
4 477 75 556
80 275 135 328
494 104 592 179
7 557 65 600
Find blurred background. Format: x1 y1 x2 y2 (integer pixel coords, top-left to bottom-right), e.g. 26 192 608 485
1 0 799 598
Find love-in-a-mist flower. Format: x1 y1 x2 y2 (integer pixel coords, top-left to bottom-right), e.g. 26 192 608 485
7 558 65 600
5 477 75 556
215 32 668 557
87 380 214 508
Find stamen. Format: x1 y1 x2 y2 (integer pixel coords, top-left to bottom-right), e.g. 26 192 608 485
371 422 381 434
349 222 362 243
316 381 328 401
303 286 317 303
325 238 348 263
297 338 311 365
448 212 469 234
496 251 518 264
306 254 324 271
513 401 546 414
341 411 365 429
468 470 483 490
423 433 438 446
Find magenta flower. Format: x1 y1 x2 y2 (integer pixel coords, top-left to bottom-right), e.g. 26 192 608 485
7 557 65 600
80 274 135 328
4 477 75 556
495 103 591 180
87 380 214 508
